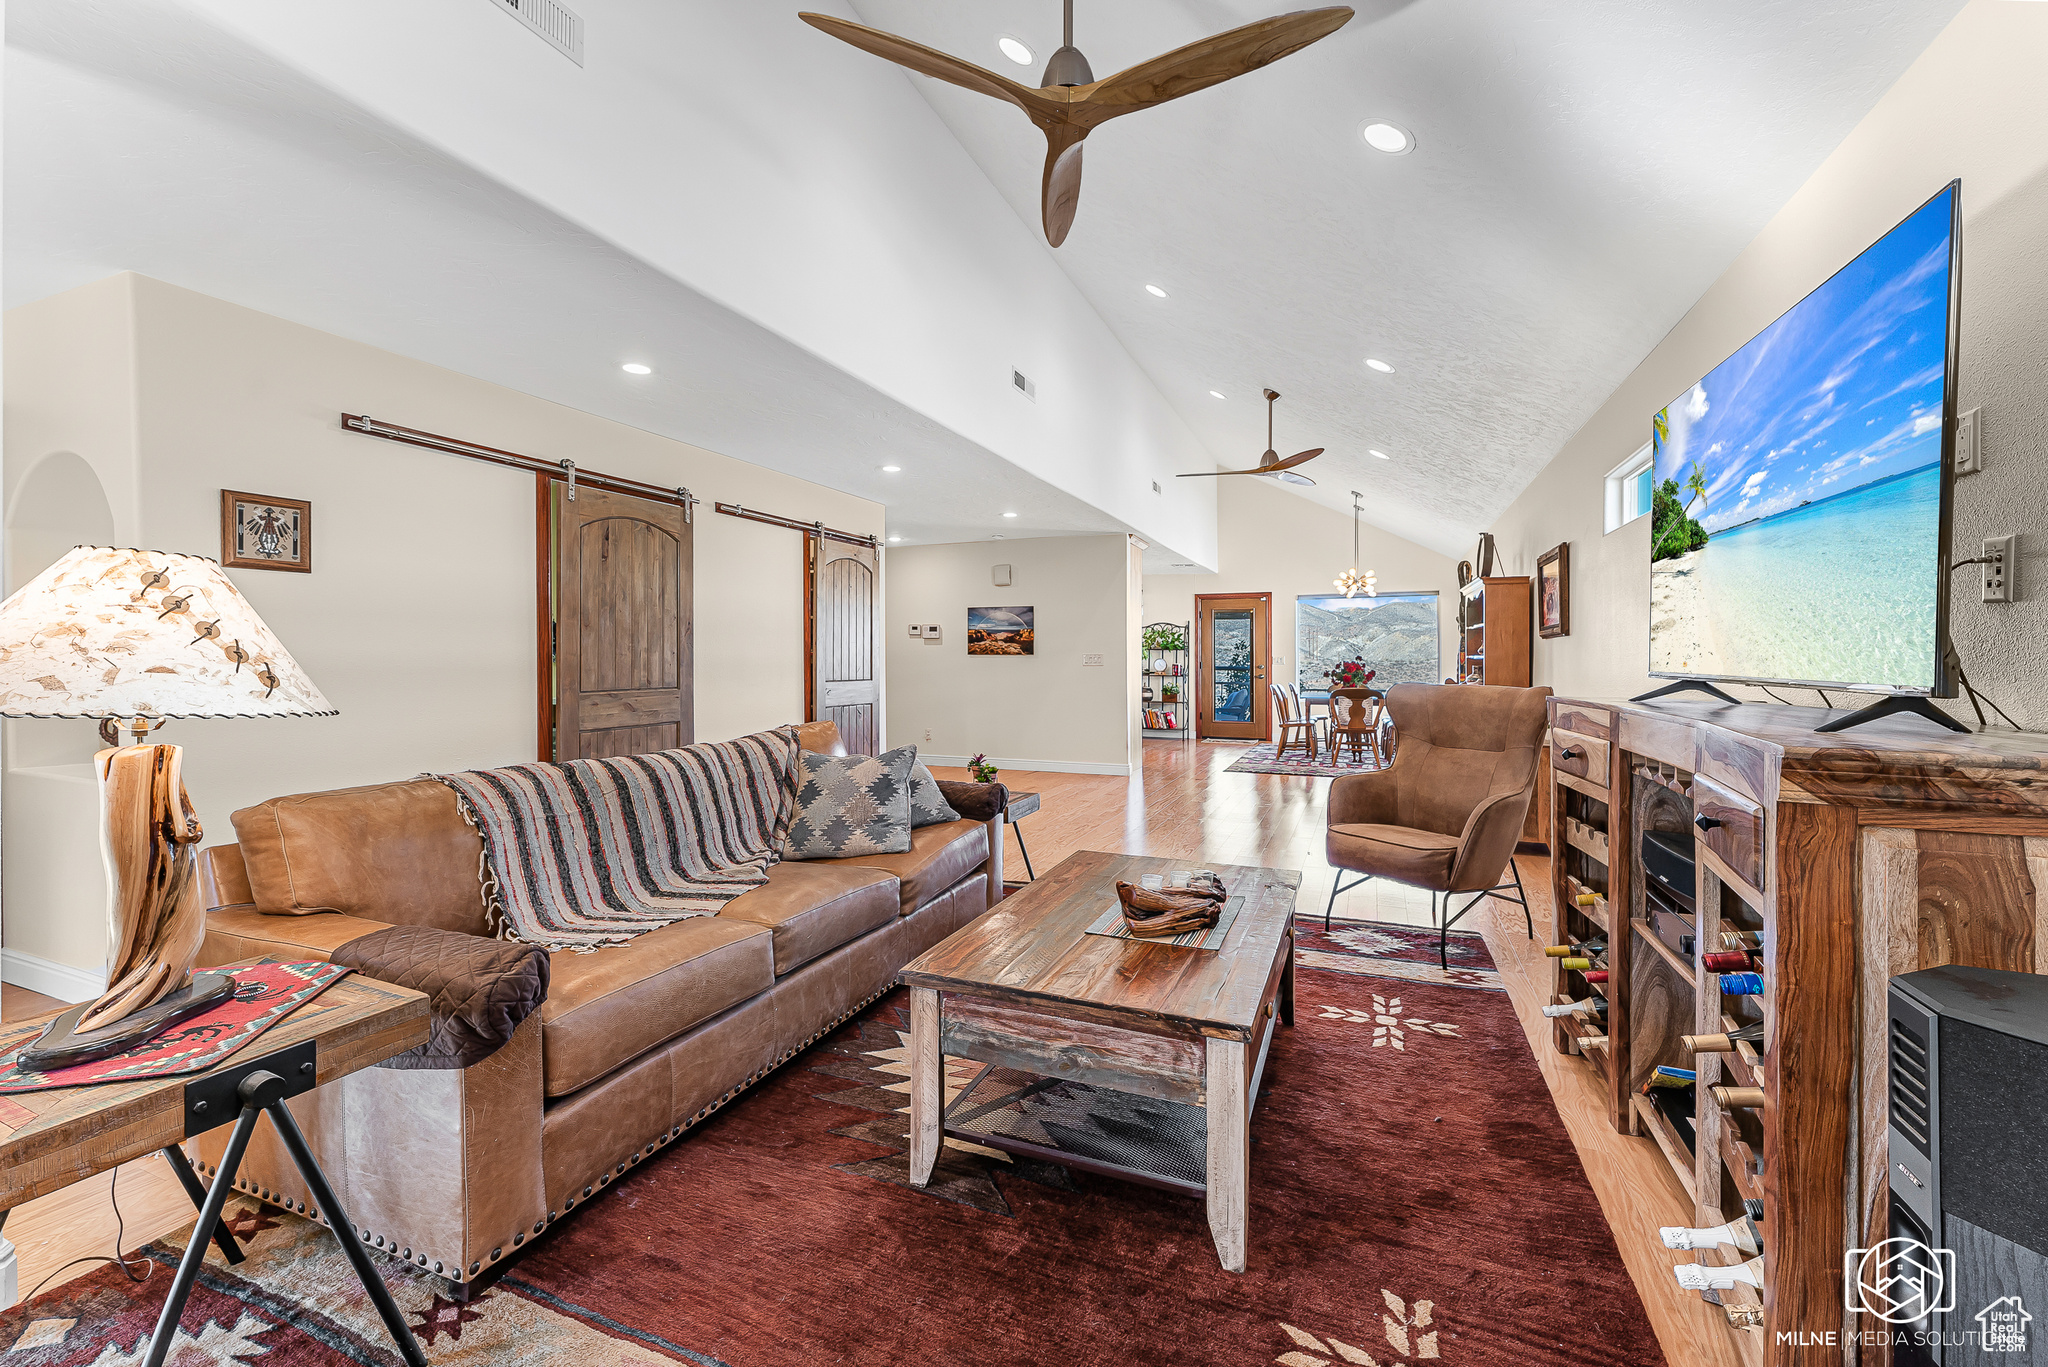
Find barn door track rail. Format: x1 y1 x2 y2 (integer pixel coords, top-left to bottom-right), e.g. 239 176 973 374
342 414 699 520
715 501 878 549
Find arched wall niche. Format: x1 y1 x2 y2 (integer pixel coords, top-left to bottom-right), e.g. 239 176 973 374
5 449 118 767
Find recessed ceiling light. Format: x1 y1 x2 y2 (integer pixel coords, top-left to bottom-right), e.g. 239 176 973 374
1209 390 1226 399
1370 449 1390 459
621 362 652 375
881 464 901 472
1002 512 1019 518
997 34 1034 65
1144 284 1168 298
1365 358 1395 374
1360 121 1414 155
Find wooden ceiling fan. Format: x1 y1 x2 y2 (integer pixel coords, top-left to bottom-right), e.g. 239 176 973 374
1178 388 1321 486
798 2 1354 247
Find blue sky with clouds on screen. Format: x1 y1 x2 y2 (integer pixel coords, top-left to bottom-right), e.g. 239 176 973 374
1655 187 1953 535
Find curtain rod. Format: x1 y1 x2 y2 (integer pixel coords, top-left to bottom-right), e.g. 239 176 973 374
714 502 878 549
342 414 700 520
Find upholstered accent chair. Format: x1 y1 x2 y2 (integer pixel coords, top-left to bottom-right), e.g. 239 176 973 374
1323 682 1552 966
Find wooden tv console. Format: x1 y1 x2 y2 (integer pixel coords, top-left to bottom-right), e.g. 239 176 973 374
1544 695 2048 1366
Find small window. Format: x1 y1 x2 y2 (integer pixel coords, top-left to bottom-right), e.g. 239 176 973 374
1605 443 1655 533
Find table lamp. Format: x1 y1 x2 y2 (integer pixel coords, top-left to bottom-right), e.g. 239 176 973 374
0 545 333 1069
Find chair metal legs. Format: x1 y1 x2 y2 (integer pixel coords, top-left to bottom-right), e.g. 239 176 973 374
1436 856 1534 969
1324 871 1374 931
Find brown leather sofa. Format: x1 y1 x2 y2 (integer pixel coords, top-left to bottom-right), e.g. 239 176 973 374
190 724 1001 1293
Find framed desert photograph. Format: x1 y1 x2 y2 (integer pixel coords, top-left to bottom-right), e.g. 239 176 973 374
221 490 312 572
967 606 1034 655
1536 542 1569 638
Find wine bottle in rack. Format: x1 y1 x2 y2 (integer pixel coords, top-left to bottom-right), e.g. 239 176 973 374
1583 970 1609 984
1700 950 1758 973
1718 972 1765 996
1543 941 1607 958
1681 1022 1765 1054
1660 1214 1762 1254
1720 929 1762 951
1673 1256 1763 1291
1641 1065 1696 1090
1541 997 1607 1019
1709 1085 1765 1109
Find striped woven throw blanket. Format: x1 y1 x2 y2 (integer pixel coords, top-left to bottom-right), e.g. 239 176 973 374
431 728 801 952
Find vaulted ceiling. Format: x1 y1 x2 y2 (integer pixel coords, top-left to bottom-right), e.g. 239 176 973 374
6 0 1967 561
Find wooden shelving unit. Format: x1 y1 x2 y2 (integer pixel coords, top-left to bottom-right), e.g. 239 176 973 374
1543 694 2048 1365
1455 575 1531 686
1140 620 1191 738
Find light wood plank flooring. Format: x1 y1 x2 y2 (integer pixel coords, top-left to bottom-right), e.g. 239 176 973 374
9 740 1737 1364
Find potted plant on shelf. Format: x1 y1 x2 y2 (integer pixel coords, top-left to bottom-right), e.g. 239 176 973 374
1141 624 1186 654
1161 682 1179 702
968 753 999 784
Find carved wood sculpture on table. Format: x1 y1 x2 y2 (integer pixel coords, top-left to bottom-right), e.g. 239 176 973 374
799 2 1354 247
0 544 334 1069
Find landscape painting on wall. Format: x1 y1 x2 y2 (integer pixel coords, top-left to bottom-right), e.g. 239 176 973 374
967 606 1034 655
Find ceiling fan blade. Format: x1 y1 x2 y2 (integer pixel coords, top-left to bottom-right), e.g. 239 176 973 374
1176 467 1272 478
1041 128 1087 247
1079 8 1354 122
799 13 1060 119
1268 447 1326 470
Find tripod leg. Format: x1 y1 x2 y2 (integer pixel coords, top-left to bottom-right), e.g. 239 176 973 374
160 1143 244 1265
1013 822 1036 880
144 1107 263 1367
266 1101 429 1367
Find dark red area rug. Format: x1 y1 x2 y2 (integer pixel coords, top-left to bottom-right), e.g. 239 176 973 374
2 923 1663 1367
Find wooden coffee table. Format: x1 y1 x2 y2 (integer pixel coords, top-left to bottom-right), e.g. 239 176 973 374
899 850 1300 1272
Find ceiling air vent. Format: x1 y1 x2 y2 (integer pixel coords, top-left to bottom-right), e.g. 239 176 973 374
486 0 585 65
1012 368 1036 402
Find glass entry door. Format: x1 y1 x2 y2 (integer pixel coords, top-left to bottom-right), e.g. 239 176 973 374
1195 594 1271 740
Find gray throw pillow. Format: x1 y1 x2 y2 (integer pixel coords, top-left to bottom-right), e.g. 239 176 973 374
782 746 917 859
908 762 961 828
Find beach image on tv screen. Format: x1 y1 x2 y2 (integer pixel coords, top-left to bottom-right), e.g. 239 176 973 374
1649 186 1954 690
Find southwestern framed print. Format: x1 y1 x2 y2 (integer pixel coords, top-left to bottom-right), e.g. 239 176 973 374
221 490 312 572
1537 542 1569 638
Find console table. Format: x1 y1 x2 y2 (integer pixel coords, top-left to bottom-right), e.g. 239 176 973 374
1544 696 2048 1366
0 971 429 1362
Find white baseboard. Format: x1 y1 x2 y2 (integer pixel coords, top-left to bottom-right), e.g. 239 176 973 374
917 753 1131 777
1 948 106 1003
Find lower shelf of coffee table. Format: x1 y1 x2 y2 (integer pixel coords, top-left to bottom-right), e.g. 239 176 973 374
942 1064 1210 1196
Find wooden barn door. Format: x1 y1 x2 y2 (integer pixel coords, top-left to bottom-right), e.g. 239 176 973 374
808 536 879 755
545 482 692 761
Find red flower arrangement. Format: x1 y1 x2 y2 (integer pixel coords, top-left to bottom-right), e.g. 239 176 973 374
1325 659 1377 689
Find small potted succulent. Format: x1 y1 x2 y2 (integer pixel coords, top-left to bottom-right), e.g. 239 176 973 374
968 752 999 784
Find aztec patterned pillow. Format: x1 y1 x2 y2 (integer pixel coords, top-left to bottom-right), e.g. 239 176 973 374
782 745 918 859
907 761 960 828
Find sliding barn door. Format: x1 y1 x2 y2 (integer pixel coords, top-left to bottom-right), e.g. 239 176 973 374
809 536 879 755
547 482 692 761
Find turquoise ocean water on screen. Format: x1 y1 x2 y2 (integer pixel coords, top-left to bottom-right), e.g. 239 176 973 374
1696 461 1940 687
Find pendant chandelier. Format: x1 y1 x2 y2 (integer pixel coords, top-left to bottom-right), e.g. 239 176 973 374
1334 490 1378 598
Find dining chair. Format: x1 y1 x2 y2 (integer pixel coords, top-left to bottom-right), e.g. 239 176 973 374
1286 682 1331 749
1323 682 1552 967
1328 687 1384 766
1270 683 1321 761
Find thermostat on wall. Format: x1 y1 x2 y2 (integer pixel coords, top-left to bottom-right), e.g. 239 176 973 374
907 623 924 637
921 624 942 638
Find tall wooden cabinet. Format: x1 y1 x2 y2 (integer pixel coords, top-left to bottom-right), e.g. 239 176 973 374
1544 695 2048 1365
1458 575 1531 686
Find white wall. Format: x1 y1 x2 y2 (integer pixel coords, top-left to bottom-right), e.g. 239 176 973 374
886 534 1136 775
1143 479 1465 718
2 274 882 982
1488 0 2048 724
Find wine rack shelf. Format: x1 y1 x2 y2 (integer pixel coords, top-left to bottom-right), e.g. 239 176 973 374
1545 695 2048 1366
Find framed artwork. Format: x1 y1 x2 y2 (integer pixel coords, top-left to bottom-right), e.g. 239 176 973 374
1537 542 1570 638
221 491 312 572
967 605 1034 656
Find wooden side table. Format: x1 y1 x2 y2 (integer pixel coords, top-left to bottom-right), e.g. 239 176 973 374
0 970 429 1365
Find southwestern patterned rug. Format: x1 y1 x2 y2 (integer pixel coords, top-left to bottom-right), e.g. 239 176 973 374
2 923 1663 1367
1222 742 1388 779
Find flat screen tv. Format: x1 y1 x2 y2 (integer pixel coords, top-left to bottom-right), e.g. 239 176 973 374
1648 181 1961 701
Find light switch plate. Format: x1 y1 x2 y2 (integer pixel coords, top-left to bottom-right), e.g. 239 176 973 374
1081 653 1104 667
1955 407 1982 476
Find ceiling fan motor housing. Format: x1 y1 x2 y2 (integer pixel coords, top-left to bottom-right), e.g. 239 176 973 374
1041 44 1094 87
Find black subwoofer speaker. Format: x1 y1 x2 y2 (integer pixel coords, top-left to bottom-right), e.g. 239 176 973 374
1886 964 2048 1366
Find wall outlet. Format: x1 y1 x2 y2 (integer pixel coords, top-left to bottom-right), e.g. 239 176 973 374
1955 407 1982 476
924 729 932 742
1983 534 2018 602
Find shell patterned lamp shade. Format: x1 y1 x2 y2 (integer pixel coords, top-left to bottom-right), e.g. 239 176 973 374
0 546 334 1070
